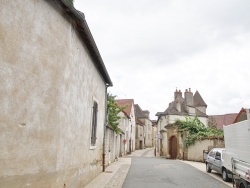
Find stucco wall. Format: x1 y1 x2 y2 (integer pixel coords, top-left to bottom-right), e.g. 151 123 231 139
187 139 225 162
145 119 153 147
130 105 136 152
168 115 207 126
135 124 144 150
118 112 129 153
0 1 107 187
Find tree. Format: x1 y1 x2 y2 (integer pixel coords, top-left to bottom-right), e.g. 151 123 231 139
175 116 223 147
107 93 125 133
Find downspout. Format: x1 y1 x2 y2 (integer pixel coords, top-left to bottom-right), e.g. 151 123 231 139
103 85 108 172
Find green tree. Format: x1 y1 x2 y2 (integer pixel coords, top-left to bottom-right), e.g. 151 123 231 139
107 93 125 133
175 116 223 147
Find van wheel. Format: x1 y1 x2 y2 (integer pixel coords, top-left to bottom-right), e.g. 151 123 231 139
206 163 211 173
222 168 229 182
239 179 248 188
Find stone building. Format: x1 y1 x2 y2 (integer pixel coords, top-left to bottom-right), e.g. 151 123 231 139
156 88 208 158
0 1 112 187
134 104 153 148
115 99 136 154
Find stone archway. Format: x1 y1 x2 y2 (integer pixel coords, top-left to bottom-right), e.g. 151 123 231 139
169 136 178 159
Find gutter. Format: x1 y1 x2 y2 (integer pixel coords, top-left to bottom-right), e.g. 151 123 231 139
103 86 108 172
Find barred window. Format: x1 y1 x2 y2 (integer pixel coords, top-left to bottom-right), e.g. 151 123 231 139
91 101 98 146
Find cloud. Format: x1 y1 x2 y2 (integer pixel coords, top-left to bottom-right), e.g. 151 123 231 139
75 0 250 119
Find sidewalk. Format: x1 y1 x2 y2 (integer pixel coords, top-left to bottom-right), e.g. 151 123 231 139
84 148 154 188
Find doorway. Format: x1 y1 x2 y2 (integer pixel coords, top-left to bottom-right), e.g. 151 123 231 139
169 136 177 159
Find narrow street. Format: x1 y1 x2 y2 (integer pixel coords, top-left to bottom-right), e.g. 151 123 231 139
122 148 230 188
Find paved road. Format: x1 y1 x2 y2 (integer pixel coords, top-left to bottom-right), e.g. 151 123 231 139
123 152 230 188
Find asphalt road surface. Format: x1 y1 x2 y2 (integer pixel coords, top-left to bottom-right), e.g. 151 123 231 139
122 157 230 188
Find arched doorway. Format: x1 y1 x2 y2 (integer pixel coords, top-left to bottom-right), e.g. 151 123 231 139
169 136 177 159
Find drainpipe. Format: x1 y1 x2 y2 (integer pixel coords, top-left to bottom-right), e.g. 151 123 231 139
103 86 108 172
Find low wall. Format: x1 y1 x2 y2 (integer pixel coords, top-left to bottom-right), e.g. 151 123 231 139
187 139 224 162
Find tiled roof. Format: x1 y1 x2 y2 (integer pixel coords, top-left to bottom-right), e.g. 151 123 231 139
157 100 207 117
234 108 249 123
134 104 147 118
193 91 207 107
136 117 144 126
115 99 134 117
208 113 238 129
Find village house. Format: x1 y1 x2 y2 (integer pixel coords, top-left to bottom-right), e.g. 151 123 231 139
156 88 208 158
134 104 153 148
135 117 145 150
0 1 112 187
115 99 136 154
151 120 157 148
116 109 130 156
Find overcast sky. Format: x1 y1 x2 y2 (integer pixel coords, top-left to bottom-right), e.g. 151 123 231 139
75 0 250 120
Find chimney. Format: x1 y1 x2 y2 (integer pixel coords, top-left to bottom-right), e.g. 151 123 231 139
174 89 182 100
174 89 182 112
184 88 193 106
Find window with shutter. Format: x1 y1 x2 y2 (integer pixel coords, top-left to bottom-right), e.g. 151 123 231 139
91 101 98 146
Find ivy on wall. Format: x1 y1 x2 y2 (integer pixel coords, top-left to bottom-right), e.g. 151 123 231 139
175 116 223 147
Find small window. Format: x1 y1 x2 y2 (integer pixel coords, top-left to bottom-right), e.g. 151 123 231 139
91 101 98 146
208 149 215 158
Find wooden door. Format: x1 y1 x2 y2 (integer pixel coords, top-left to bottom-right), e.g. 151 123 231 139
169 136 177 159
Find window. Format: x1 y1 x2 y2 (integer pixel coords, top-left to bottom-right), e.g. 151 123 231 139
208 149 215 158
91 101 98 146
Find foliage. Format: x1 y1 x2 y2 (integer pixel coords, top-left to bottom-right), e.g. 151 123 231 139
175 116 223 147
107 93 125 134
207 116 218 128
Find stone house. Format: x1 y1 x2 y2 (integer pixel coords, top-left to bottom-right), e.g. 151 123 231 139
116 110 130 156
134 104 153 148
156 88 208 158
104 125 124 166
135 117 145 150
152 120 157 147
115 99 136 154
0 1 112 187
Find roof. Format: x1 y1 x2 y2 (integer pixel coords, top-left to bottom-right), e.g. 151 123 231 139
208 113 238 129
50 0 112 86
234 108 250 123
193 91 207 107
156 89 207 117
115 99 134 117
136 117 144 126
156 100 207 117
134 104 147 118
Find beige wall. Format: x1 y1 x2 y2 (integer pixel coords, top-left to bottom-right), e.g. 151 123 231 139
187 139 225 162
145 119 153 147
0 1 107 187
135 124 144 150
117 111 129 153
